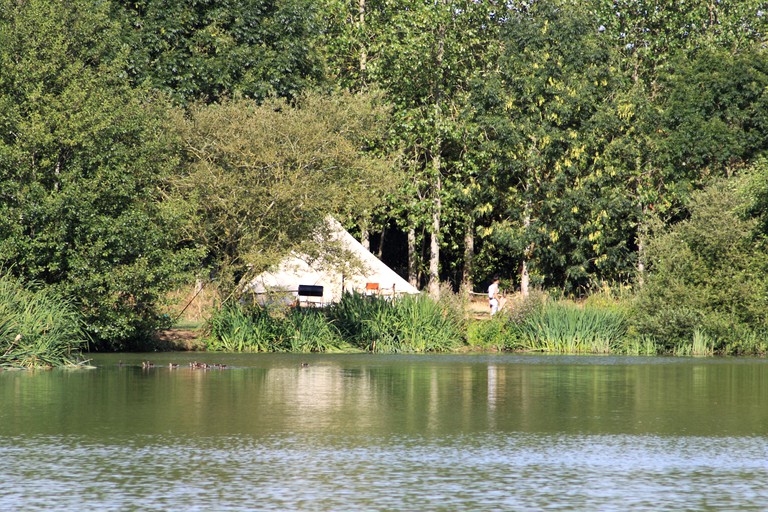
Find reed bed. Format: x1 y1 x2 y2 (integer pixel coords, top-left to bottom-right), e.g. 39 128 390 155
516 300 627 354
206 292 465 353
0 275 88 368
206 305 272 352
621 335 659 356
205 305 346 352
327 293 464 353
673 328 715 357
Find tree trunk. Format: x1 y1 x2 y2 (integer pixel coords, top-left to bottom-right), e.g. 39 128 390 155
428 167 441 299
427 9 446 300
636 203 648 288
521 200 532 297
408 226 418 288
462 216 474 292
358 0 367 82
361 220 370 251
376 225 385 259
521 259 530 297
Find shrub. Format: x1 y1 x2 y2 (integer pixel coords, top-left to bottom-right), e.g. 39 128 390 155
467 317 513 351
631 173 768 354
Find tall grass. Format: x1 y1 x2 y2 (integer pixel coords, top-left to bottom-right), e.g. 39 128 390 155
280 308 344 353
517 300 627 354
327 292 464 353
673 328 715 357
206 305 272 352
0 275 88 368
205 304 346 352
621 335 659 356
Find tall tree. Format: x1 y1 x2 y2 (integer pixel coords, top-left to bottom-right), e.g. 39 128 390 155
114 0 325 103
361 0 504 296
592 0 768 283
171 91 397 299
0 0 199 348
475 0 630 294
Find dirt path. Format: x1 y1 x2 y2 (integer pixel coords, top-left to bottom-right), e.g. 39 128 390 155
154 329 205 351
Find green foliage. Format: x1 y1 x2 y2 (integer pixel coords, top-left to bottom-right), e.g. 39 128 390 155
466 318 511 352
515 299 628 354
631 172 768 354
327 293 464 353
620 336 659 357
172 91 398 298
205 304 346 353
0 274 87 368
594 0 767 83
280 308 345 353
0 0 201 349
654 47 768 180
114 0 325 103
474 0 636 292
1 0 767 352
206 305 272 352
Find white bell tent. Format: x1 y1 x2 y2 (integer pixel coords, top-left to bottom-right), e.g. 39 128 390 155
246 218 419 306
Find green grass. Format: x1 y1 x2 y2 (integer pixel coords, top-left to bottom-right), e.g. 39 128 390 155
622 335 659 356
205 304 347 353
0 275 88 368
516 300 627 354
327 293 464 353
206 292 465 354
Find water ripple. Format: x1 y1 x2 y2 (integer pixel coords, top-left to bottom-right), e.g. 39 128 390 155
1 433 766 511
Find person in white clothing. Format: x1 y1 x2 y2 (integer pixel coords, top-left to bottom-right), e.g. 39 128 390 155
488 276 501 316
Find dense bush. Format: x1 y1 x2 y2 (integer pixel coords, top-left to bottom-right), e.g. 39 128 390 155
631 172 768 355
0 274 88 368
466 318 511 351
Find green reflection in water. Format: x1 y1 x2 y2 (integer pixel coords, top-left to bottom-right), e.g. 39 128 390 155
2 354 767 438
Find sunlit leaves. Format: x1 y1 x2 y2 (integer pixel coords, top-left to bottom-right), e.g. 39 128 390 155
172 90 398 295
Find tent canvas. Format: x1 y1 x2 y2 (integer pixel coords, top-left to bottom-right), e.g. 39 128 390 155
246 219 419 305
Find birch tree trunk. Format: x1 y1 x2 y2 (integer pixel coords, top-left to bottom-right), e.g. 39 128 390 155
361 225 370 251
636 203 648 288
428 163 441 299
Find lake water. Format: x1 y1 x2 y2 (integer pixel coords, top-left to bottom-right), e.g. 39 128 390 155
1 353 767 511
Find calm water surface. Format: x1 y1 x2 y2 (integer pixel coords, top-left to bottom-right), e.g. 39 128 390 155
1 353 767 511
